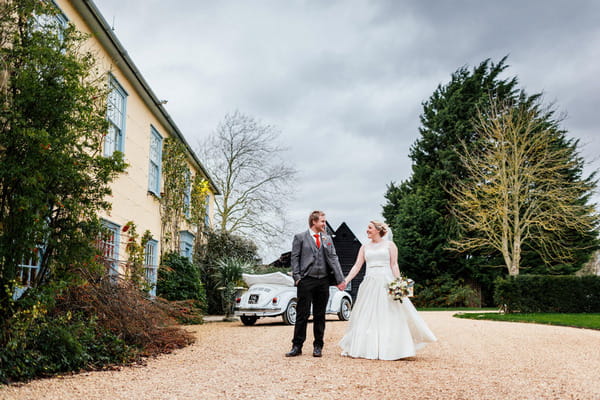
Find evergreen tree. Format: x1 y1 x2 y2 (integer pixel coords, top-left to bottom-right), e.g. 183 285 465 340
383 58 520 304
384 58 598 304
0 0 126 323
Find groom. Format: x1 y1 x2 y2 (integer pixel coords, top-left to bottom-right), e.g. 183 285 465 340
286 210 346 358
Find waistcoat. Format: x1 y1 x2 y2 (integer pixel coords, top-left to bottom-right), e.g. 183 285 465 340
307 243 327 278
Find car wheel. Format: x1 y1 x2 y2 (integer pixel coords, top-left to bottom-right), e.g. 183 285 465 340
282 299 297 325
240 315 258 326
338 297 351 321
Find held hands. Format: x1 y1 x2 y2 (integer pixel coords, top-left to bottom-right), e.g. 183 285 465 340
337 280 347 291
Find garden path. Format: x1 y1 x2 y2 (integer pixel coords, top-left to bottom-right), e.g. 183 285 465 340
1 311 599 400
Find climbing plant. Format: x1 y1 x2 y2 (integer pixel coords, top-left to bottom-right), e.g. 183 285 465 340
160 138 210 256
122 221 153 289
160 138 188 254
189 175 211 236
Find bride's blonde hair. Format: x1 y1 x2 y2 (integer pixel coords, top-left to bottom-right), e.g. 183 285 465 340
370 220 388 237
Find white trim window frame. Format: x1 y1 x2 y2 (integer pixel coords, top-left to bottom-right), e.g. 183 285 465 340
105 76 127 157
99 220 121 277
14 248 44 299
18 250 42 285
144 239 159 297
33 3 68 42
148 126 163 196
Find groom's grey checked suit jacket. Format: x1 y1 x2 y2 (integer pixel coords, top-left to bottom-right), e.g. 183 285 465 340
290 230 345 285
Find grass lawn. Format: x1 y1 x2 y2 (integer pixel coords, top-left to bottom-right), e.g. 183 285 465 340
419 307 496 312
454 312 600 330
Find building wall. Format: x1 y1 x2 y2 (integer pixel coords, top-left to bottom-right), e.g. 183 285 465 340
55 0 216 269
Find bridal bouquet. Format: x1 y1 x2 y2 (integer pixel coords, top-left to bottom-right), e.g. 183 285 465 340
388 275 414 303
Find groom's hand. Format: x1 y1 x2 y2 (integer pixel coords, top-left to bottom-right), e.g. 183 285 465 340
337 281 347 291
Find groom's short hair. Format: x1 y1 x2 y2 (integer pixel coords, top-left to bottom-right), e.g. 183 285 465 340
309 210 325 227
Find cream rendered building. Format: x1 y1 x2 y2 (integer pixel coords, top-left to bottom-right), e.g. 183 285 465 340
36 0 221 293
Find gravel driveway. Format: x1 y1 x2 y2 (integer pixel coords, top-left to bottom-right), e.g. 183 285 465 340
1 311 599 400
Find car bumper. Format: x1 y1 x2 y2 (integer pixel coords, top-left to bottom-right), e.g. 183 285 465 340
234 307 283 317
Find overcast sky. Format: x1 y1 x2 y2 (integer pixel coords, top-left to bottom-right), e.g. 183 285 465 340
92 0 600 261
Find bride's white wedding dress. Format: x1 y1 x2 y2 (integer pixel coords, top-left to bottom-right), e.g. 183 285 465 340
339 240 437 360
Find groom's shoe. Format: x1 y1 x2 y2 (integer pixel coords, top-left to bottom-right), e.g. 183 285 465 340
313 347 322 357
285 346 302 357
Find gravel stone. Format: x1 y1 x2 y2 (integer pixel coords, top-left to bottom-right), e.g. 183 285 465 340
1 311 599 400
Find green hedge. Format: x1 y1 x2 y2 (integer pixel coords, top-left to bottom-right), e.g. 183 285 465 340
157 252 206 307
494 275 600 313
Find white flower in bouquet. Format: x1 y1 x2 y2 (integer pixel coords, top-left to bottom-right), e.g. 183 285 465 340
388 275 414 303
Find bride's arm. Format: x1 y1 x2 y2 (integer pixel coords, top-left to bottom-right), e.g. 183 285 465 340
343 245 365 285
389 241 401 279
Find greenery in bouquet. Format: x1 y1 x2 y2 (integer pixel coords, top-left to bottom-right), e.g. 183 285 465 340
388 275 414 303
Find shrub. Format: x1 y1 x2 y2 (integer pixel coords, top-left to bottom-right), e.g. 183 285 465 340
196 229 259 314
212 257 253 318
0 269 198 383
154 298 205 325
156 253 206 323
57 272 195 355
157 253 206 308
494 275 600 313
412 275 481 308
0 285 134 383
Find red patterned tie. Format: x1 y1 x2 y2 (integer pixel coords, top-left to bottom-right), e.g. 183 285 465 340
314 234 321 249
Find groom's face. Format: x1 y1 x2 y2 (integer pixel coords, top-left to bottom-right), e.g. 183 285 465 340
313 215 326 233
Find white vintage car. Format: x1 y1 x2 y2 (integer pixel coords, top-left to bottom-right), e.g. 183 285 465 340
234 272 352 326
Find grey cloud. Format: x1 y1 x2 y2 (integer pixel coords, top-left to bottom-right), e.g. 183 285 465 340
93 0 600 261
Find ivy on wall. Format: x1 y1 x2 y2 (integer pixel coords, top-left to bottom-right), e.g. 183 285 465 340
160 138 210 256
122 221 152 289
190 175 210 239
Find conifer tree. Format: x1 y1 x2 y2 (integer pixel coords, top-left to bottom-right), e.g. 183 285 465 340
384 57 598 302
0 0 126 323
383 58 518 296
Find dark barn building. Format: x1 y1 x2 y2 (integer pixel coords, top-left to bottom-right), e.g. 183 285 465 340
271 222 366 301
331 222 365 300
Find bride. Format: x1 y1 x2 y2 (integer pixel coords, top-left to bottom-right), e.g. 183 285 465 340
339 221 437 360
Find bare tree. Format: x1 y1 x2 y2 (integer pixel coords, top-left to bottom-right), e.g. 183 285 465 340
449 97 598 276
198 111 296 247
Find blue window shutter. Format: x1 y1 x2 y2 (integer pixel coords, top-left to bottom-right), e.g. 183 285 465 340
179 231 195 261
